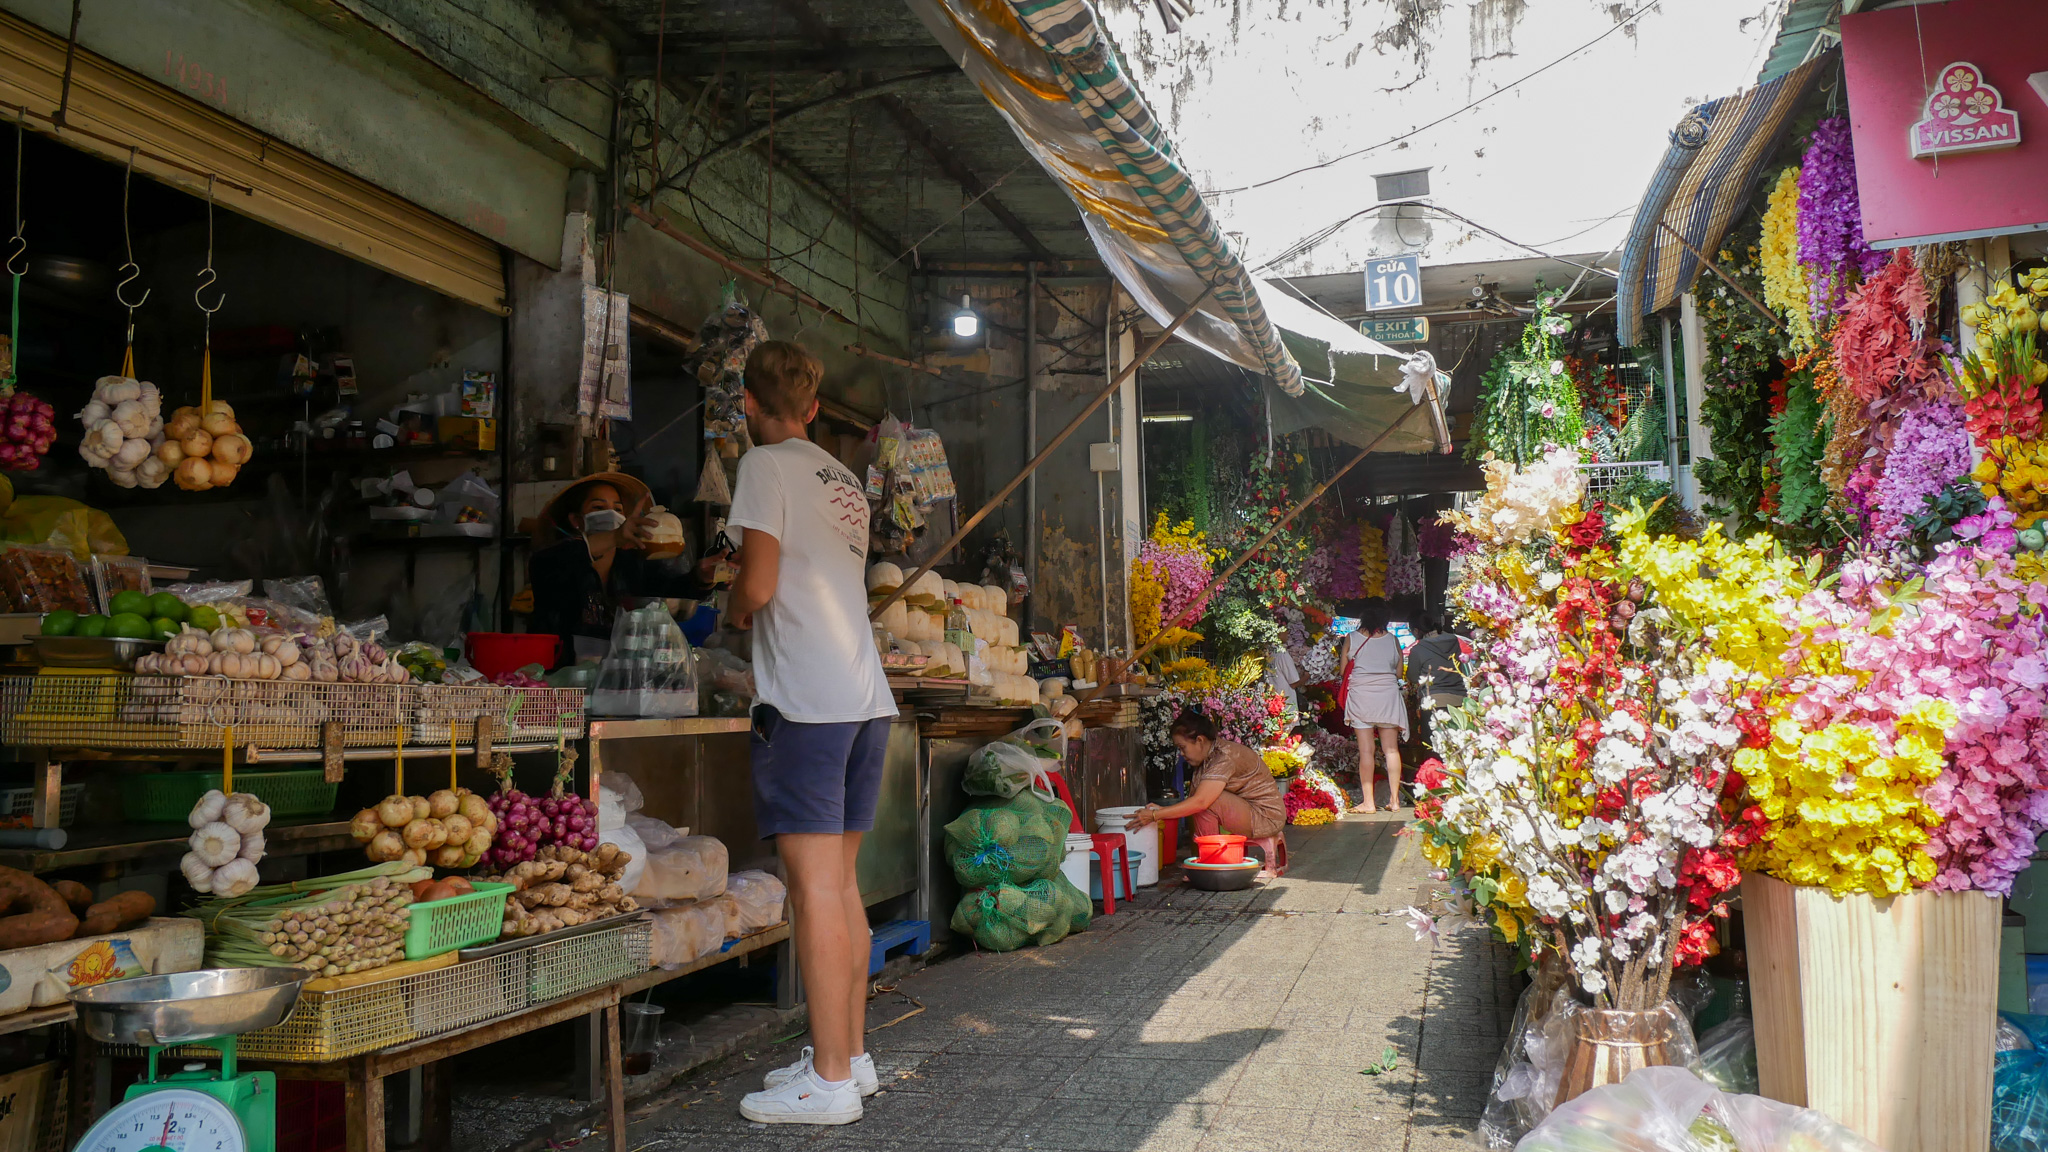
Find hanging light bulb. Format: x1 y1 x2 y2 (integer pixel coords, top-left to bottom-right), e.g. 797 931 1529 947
952 294 980 338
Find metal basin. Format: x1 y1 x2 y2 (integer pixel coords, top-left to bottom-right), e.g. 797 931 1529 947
70 968 307 1046
1182 858 1261 892
31 635 163 670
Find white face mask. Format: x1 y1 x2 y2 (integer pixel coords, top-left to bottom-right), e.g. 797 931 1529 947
581 508 626 535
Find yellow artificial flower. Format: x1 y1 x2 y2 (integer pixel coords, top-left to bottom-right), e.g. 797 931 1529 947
1759 167 1817 351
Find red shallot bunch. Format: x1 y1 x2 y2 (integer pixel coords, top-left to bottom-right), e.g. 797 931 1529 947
0 392 56 471
481 755 598 870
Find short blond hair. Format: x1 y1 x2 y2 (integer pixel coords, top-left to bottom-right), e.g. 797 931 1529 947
744 340 823 421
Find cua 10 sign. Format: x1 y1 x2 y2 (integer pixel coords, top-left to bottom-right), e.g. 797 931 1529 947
1364 254 1422 312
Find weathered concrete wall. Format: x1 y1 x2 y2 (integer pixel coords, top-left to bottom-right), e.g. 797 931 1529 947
1091 0 1781 274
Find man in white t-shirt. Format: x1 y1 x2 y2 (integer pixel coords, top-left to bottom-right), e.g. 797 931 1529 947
724 341 897 1125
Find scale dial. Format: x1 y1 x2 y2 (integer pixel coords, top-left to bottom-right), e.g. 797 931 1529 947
74 1089 247 1152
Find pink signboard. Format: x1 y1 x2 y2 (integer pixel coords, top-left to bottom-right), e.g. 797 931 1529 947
1840 0 2048 248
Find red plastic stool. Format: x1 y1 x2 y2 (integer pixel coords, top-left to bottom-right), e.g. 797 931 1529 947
1248 835 1289 878
1157 817 1182 871
1046 770 1133 914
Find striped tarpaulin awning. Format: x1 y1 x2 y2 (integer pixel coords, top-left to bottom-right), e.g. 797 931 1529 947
1616 53 1828 347
906 0 1303 394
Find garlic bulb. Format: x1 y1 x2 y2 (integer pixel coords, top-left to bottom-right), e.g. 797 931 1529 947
212 858 259 898
222 793 271 834
188 789 228 830
180 851 216 894
190 821 241 867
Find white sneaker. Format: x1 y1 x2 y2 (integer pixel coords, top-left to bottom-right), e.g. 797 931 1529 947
739 1069 864 1125
762 1046 879 1097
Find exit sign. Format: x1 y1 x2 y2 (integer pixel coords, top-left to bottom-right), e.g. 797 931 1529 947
1364 254 1422 311
1359 316 1429 344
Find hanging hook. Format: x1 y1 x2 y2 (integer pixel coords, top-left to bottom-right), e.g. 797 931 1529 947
113 149 149 311
194 175 224 315
4 111 25 278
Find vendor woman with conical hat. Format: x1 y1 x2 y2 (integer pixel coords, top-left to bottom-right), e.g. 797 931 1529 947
527 472 718 666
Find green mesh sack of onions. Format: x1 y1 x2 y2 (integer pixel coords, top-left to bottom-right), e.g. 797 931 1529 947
190 862 431 977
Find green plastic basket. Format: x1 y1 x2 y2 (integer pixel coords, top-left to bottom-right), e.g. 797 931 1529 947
120 769 341 822
403 881 514 960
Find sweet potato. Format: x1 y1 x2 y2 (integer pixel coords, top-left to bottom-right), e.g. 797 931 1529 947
75 890 155 937
0 867 78 948
52 880 94 915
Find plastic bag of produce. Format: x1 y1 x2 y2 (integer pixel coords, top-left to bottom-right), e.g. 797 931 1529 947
1519 1067 1882 1152
1995 1012 2048 1152
1695 1015 1757 1095
950 881 1061 952
1031 872 1091 947
0 495 127 558
649 897 733 968
961 718 1066 799
629 818 728 903
943 790 1069 889
724 871 786 936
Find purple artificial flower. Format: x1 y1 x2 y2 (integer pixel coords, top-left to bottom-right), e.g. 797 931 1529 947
1869 401 1972 543
1797 116 1885 324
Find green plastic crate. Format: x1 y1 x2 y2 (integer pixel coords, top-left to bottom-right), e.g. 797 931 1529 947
120 769 340 822
403 881 514 960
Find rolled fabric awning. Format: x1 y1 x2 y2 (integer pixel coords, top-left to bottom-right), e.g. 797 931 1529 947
1615 52 1828 347
907 0 1304 394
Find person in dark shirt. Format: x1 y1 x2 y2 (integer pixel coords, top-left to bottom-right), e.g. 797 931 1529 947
1405 613 1471 750
527 472 715 667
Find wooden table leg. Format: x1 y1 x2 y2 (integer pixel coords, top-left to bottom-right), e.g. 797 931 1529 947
345 1071 385 1152
604 1005 627 1152
571 1013 601 1101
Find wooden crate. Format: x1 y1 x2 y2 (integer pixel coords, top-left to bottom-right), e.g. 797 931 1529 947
1743 872 1999 1152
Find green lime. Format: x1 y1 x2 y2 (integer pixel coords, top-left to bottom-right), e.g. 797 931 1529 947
187 605 222 632
108 590 149 618
147 592 187 622
107 612 152 639
76 614 110 637
149 616 179 640
40 610 78 636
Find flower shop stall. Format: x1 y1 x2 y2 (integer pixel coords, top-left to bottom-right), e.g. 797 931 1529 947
1425 43 2048 1147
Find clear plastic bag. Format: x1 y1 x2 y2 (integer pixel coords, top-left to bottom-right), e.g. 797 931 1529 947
262 576 334 619
1996 1012 2048 1152
1477 973 1578 1148
598 773 649 895
961 718 1067 799
591 602 699 717
649 898 732 968
1521 1066 1883 1152
724 871 786 936
628 819 728 903
1695 1015 1757 1095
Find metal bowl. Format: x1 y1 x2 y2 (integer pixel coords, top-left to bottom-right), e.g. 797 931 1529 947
70 968 307 1046
30 634 164 670
1182 858 1261 892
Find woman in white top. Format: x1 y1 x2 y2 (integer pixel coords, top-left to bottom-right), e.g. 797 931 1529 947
1341 599 1407 815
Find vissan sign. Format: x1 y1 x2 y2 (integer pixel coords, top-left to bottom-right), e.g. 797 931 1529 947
1911 62 2021 158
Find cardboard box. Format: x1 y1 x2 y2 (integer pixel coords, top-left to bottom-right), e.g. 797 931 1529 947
0 1062 55 1152
436 417 496 452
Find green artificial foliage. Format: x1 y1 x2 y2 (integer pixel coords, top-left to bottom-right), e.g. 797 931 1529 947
1768 367 1835 547
1468 290 1587 465
1689 236 1786 536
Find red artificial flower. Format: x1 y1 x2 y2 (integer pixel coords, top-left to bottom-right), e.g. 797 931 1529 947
1415 758 1448 791
1720 805 1769 850
1562 505 1608 555
1677 847 1742 910
1673 916 1721 968
1413 796 1443 821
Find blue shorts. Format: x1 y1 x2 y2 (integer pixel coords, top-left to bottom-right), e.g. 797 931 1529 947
749 705 891 838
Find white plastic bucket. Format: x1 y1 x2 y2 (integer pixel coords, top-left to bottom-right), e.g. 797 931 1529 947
1059 833 1095 895
1087 850 1144 901
1096 807 1160 887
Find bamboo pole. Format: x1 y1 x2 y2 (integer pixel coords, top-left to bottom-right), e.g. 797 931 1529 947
1083 399 1426 702
1657 221 1784 333
868 287 1216 620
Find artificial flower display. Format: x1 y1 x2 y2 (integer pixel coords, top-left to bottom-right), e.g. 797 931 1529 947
1758 166 1815 352
1357 518 1387 598
1796 116 1884 325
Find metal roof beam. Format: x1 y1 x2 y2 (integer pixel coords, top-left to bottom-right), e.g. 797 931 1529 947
623 45 958 76
768 0 1060 266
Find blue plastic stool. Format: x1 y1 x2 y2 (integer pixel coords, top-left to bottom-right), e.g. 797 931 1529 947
868 919 931 975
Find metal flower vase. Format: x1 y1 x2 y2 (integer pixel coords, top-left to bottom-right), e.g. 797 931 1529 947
1552 1002 1694 1108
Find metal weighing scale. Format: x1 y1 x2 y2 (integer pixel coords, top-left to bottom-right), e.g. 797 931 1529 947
68 968 307 1152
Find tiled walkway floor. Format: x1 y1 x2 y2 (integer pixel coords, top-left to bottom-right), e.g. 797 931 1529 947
631 812 1518 1152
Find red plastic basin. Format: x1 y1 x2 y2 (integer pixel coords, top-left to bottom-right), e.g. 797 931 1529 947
1195 834 1246 864
465 632 558 680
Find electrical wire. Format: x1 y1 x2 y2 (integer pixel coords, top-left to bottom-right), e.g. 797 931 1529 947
1202 0 1665 196
1254 202 1621 279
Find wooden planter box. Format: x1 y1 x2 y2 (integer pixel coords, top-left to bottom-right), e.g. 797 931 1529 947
1743 872 1999 1152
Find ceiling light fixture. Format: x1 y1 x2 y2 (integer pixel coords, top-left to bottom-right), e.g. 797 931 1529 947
951 295 980 338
